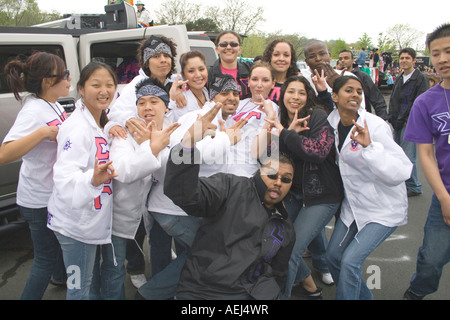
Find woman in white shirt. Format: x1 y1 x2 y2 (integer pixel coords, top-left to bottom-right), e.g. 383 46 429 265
1 51 70 299
47 62 119 300
326 76 412 300
167 50 210 122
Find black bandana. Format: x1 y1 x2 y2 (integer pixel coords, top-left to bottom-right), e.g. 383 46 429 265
209 74 241 100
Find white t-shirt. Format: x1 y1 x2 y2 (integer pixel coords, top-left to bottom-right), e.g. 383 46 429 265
3 95 68 208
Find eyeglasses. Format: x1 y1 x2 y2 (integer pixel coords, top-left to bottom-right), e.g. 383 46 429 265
49 69 70 80
266 174 292 184
218 41 239 48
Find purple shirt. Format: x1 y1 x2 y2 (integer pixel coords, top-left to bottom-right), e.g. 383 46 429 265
404 83 450 193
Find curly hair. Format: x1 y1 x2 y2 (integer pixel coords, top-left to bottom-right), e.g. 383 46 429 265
261 39 299 80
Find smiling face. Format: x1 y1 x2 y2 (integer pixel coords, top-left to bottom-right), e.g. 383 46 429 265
213 90 240 118
148 53 172 83
260 160 294 209
182 56 208 91
270 42 292 76
79 67 116 115
332 78 363 112
136 95 167 129
399 52 416 74
248 66 275 100
216 33 242 66
283 80 308 118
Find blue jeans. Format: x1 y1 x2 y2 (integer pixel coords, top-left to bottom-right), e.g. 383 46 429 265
138 212 201 299
409 194 450 297
326 219 396 300
126 220 146 275
281 192 340 299
54 231 98 300
394 126 422 193
18 206 65 300
90 235 127 300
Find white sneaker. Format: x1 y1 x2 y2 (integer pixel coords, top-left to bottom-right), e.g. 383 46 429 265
130 274 147 289
321 272 334 285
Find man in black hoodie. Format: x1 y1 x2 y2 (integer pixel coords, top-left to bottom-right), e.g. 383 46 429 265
164 104 296 300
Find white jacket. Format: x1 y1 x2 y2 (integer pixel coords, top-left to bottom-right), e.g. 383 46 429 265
47 102 113 245
166 86 210 122
327 108 412 231
109 122 162 239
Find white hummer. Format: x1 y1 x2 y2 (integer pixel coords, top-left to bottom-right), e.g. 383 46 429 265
0 2 217 234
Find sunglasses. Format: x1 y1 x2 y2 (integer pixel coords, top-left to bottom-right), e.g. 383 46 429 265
266 174 292 184
49 69 70 80
218 41 239 48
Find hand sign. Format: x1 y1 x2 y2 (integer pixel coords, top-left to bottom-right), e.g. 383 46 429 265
350 119 371 148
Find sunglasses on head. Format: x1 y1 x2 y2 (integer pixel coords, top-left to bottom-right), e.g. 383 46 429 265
49 69 70 80
266 174 292 184
219 41 239 48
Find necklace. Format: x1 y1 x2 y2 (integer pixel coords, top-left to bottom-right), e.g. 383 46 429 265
191 89 206 107
444 87 450 144
38 96 67 122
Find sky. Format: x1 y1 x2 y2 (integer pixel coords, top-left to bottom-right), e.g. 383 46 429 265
36 0 450 47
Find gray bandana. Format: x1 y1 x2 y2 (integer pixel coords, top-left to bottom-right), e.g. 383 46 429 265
136 83 170 106
209 74 241 100
143 36 173 64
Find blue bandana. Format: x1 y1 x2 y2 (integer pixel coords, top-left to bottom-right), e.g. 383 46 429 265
136 83 169 106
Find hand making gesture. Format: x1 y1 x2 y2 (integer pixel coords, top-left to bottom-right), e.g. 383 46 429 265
350 119 371 148
219 117 247 146
181 103 222 148
91 159 118 187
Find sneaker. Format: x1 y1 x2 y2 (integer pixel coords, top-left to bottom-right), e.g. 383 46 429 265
407 190 422 197
295 286 323 300
403 288 424 300
50 278 66 287
320 272 334 285
130 274 147 289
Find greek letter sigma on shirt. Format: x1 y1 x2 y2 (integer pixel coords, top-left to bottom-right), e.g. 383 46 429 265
93 137 113 209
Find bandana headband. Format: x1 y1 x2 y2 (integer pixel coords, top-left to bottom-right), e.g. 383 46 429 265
143 36 173 64
209 75 241 100
136 84 170 106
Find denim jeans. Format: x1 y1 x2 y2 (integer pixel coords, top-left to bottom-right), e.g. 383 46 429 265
326 219 396 300
281 192 340 299
90 235 127 300
394 126 422 193
138 212 201 299
409 194 450 297
54 231 98 300
18 206 65 300
126 220 146 275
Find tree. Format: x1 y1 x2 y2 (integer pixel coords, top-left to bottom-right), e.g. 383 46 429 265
357 33 373 51
330 39 348 59
155 0 201 25
185 18 218 32
387 24 425 50
204 0 265 35
0 0 60 26
376 32 396 53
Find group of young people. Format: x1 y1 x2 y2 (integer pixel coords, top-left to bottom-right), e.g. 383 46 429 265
1 23 450 300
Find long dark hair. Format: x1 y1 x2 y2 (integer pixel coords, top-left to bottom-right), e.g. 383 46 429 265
4 51 66 101
278 75 325 128
262 39 299 80
77 61 118 128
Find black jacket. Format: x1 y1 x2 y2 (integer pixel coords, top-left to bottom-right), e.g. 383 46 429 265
164 144 295 300
388 69 429 130
278 108 344 206
208 59 253 99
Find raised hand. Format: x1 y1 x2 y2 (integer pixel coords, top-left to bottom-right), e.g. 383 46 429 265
149 122 181 156
311 69 327 92
219 117 247 145
257 99 276 121
169 74 189 108
287 110 310 133
350 119 371 148
126 118 151 145
181 103 222 148
317 62 345 88
91 158 118 187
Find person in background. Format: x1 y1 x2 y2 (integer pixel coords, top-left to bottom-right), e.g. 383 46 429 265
388 47 429 197
208 30 253 99
47 62 119 300
338 49 389 120
326 76 412 300
355 47 367 67
135 1 154 26
403 23 450 300
1 51 70 299
262 39 299 104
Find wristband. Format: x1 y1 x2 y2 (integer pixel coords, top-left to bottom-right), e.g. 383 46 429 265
180 140 195 150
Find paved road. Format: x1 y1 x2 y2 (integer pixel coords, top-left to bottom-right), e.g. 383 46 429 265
0 88 449 300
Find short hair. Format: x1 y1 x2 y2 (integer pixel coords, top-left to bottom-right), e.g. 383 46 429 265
399 47 416 59
426 23 450 49
339 49 353 58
